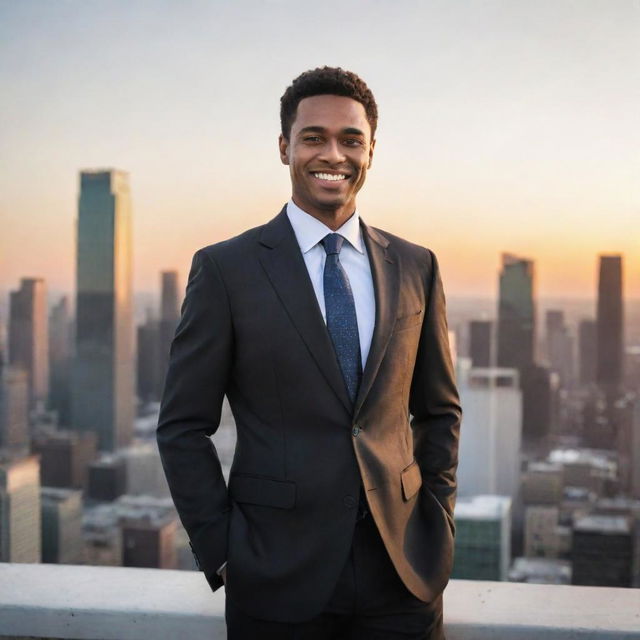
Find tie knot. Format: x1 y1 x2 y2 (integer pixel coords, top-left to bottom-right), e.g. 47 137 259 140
321 233 344 256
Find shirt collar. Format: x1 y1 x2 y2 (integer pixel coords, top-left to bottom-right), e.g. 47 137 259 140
286 199 365 255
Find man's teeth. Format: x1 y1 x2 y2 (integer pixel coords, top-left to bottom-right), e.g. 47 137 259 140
313 173 347 181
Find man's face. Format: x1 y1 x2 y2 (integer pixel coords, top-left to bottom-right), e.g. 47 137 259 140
279 94 375 222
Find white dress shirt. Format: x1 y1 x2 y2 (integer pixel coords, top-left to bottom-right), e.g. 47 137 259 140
286 199 376 369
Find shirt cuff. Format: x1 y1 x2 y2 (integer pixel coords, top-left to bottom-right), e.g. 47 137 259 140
216 561 227 575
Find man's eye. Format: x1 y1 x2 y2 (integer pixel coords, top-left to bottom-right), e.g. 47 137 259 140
343 139 362 146
304 136 322 143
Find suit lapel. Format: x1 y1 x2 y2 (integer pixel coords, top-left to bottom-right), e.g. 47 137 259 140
354 221 399 418
258 208 353 414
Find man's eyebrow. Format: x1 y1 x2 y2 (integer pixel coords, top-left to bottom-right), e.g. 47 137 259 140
297 126 367 137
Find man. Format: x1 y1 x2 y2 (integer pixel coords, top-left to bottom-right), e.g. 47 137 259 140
157 67 461 639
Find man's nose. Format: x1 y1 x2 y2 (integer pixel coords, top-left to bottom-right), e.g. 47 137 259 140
319 139 346 164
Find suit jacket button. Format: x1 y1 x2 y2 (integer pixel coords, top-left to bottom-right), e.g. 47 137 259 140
343 495 357 509
352 425 360 437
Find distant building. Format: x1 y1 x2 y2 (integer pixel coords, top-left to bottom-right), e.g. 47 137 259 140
549 448 617 496
521 462 564 506
88 453 127 502
136 312 161 403
545 310 574 388
32 429 98 490
0 454 41 562
452 495 512 581
72 169 134 452
572 515 633 587
83 494 179 568
497 254 535 373
632 398 640 500
121 441 170 497
122 513 177 569
8 277 49 411
456 361 522 505
469 320 492 368
158 270 181 396
578 319 597 387
509 557 571 585
0 360 29 451
524 506 561 558
41 487 83 564
596 255 624 395
48 296 72 426
520 364 560 446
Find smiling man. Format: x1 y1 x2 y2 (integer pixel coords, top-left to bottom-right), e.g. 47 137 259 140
157 67 461 639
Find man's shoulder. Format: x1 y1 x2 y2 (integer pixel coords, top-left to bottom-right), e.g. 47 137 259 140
194 206 288 266
196 223 265 263
367 224 436 268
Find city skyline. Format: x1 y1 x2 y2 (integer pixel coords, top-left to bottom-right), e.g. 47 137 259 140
1 1 638 298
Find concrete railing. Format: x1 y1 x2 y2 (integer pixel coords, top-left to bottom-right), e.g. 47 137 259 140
1 563 639 639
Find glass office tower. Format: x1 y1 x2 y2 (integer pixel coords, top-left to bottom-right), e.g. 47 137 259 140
72 170 134 452
497 253 535 372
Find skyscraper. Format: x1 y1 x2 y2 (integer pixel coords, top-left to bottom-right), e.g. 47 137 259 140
8 277 49 411
545 310 574 388
497 254 535 372
72 170 134 452
48 296 72 426
157 270 180 397
469 320 492 368
596 255 623 394
578 319 597 387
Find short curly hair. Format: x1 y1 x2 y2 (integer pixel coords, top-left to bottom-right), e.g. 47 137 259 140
280 66 378 140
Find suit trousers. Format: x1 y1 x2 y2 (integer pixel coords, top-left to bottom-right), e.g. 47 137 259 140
224 511 445 639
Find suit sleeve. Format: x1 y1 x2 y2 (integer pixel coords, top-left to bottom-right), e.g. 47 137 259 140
156 248 233 591
409 249 462 520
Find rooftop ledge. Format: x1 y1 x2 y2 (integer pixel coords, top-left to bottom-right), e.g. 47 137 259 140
1 563 639 639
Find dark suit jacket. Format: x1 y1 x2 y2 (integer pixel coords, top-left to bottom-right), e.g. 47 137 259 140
157 206 461 623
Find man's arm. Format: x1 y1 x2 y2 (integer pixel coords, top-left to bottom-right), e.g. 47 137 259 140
409 249 462 520
157 248 233 590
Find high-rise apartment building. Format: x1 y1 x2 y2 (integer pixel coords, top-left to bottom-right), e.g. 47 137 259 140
596 255 623 394
0 453 41 562
497 254 535 372
72 170 134 452
8 277 49 411
48 296 72 426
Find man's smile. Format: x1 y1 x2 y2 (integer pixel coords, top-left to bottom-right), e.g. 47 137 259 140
311 172 349 182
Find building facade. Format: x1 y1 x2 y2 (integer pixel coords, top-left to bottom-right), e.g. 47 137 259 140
72 170 134 452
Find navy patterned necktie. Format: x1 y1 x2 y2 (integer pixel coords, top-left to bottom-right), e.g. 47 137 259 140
321 233 362 404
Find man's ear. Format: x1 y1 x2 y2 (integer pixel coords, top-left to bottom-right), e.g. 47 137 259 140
278 134 290 165
368 138 376 169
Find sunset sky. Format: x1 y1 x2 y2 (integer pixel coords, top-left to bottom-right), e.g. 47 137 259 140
1 0 638 300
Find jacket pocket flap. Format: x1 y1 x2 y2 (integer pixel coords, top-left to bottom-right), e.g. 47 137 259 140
394 308 423 332
401 461 422 501
229 474 296 509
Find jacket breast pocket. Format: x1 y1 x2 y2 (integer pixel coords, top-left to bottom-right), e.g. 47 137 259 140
229 473 297 509
393 309 423 332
